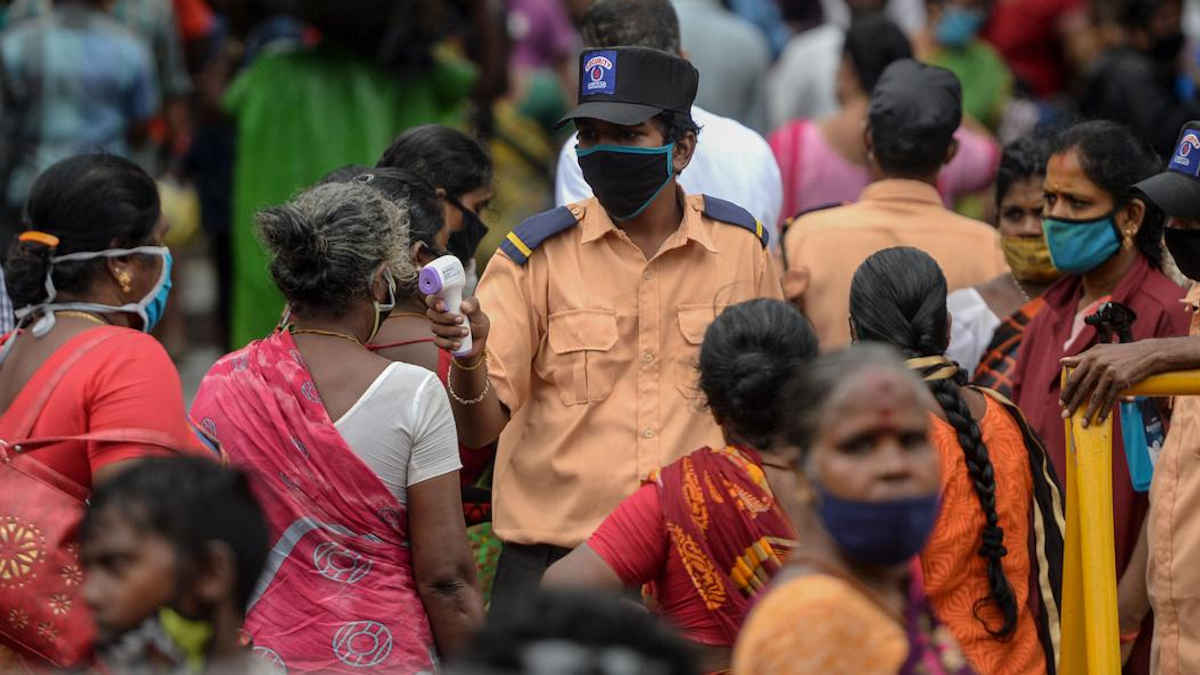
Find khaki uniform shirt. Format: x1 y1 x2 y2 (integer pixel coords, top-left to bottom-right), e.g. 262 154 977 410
1149 283 1200 675
782 179 1009 348
477 192 783 547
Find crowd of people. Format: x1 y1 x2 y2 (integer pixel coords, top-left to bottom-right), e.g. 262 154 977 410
9 0 1200 673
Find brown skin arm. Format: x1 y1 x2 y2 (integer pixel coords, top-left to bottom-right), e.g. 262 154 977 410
407 471 484 657
425 295 510 448
542 544 626 590
1118 521 1151 665
1060 337 1200 425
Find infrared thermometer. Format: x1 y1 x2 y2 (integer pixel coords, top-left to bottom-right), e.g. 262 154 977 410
419 255 473 357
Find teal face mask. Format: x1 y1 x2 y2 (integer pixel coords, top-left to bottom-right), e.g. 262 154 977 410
935 6 986 48
1042 213 1122 274
576 143 675 221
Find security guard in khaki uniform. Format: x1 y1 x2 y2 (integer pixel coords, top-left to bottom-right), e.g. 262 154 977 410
425 46 783 614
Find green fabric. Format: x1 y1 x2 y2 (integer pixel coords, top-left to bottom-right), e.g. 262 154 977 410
928 40 1012 131
224 47 475 348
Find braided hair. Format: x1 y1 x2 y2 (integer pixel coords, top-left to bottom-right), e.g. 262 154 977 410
849 246 1018 638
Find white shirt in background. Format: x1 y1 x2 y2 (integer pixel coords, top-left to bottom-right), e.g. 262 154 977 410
946 286 1002 376
555 105 784 249
335 362 462 505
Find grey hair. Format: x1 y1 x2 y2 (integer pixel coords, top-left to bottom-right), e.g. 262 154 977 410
256 181 416 316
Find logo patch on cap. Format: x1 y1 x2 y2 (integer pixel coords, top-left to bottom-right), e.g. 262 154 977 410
1170 132 1200 177
581 50 617 97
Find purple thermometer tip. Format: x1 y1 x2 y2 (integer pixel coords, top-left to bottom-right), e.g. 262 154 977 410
418 267 443 295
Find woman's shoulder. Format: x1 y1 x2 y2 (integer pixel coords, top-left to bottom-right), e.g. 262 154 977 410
735 572 907 674
72 326 176 373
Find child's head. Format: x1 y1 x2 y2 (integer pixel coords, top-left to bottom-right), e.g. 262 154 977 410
81 456 269 648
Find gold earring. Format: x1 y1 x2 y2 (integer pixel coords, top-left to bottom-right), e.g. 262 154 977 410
118 272 132 294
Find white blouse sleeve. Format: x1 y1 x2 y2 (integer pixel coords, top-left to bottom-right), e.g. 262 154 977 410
406 372 463 487
946 287 1002 376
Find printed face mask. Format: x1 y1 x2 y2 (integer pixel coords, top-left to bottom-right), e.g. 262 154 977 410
1041 213 1122 274
576 143 675 221
1001 234 1062 284
815 484 941 566
14 245 173 337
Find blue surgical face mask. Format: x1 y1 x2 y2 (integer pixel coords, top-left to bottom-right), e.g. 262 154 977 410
1042 213 1122 274
13 246 173 336
576 143 675 221
935 6 986 48
815 484 941 567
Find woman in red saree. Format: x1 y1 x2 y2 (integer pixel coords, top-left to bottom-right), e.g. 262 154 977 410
542 299 816 672
191 181 482 673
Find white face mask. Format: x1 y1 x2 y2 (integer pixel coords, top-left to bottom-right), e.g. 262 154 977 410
13 246 173 337
1 245 173 366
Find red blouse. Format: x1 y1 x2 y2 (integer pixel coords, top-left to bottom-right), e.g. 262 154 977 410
0 327 197 489
589 482 730 646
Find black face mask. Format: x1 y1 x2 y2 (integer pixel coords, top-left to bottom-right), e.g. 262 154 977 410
576 143 676 221
1166 227 1200 280
1150 30 1185 64
446 197 488 268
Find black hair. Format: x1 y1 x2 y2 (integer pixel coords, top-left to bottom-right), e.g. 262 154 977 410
4 154 160 310
376 124 492 201
848 246 1018 639
843 14 913 95
869 115 955 178
699 299 818 449
654 109 701 145
82 456 270 612
578 0 682 53
995 136 1049 207
775 343 917 456
1049 120 1165 268
319 164 371 184
454 590 697 675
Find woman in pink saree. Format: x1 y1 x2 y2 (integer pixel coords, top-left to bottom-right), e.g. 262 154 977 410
191 182 483 673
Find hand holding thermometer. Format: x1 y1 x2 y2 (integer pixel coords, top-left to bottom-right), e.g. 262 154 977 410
419 255 473 357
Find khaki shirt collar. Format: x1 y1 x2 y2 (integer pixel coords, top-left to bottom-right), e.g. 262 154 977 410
578 186 718 254
859 178 944 206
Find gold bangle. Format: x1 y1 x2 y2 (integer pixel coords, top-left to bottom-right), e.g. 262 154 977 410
453 351 487 370
447 366 490 405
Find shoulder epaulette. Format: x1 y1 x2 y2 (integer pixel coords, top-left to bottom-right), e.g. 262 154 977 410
702 194 768 248
792 202 844 220
498 206 581 265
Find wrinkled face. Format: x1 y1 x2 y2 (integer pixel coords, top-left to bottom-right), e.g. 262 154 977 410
997 176 1046 237
82 506 179 644
805 368 940 502
1043 150 1115 221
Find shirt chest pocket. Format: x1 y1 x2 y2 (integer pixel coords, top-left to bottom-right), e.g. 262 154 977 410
544 308 620 406
674 304 717 399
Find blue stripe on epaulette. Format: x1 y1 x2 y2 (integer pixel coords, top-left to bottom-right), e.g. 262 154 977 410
702 194 768 247
498 206 580 265
793 202 843 219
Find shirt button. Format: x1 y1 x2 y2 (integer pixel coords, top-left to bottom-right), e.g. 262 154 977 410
643 270 653 281
642 429 656 439
641 350 655 364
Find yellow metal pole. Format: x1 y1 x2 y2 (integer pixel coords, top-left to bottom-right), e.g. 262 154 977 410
1071 413 1121 674
1059 369 1121 675
1059 414 1087 675
1122 369 1200 396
